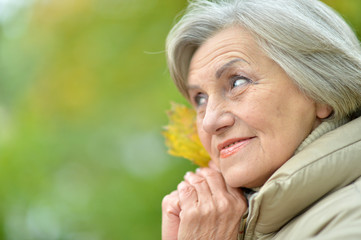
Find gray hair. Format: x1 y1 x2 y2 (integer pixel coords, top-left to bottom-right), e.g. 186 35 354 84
166 0 361 121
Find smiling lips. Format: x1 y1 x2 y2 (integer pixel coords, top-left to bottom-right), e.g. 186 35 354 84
218 138 254 158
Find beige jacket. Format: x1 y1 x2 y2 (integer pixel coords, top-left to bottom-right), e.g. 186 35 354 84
242 116 361 240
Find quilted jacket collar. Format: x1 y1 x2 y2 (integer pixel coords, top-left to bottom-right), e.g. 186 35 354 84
245 117 361 236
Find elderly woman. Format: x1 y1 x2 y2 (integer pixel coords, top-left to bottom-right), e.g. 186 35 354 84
162 0 361 239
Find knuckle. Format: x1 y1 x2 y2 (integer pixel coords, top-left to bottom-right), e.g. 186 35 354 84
190 176 207 185
199 203 215 216
217 198 231 213
164 205 174 214
162 194 171 207
162 193 176 208
179 183 195 197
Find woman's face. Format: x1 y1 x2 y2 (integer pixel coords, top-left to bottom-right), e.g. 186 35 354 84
187 26 330 188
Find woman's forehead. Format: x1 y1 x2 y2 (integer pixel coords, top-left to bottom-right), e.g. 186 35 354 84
188 27 264 72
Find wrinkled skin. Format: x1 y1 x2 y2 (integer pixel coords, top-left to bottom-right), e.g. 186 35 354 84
162 162 247 240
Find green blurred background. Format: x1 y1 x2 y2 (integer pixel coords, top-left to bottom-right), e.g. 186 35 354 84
0 0 360 239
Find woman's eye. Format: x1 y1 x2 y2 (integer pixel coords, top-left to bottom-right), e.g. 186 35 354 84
194 93 207 107
231 76 251 89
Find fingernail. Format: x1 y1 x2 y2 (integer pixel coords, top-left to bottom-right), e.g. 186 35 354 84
196 168 201 173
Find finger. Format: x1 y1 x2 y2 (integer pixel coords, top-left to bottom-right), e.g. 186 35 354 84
177 181 198 209
197 168 248 219
184 171 212 204
196 168 228 195
208 160 220 172
162 190 180 215
162 191 180 240
197 168 244 200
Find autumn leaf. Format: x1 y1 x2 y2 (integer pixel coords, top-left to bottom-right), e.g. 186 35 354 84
163 102 210 167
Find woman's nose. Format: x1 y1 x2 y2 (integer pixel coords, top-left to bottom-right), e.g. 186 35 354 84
202 98 234 135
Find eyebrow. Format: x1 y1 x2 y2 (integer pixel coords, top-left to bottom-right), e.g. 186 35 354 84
186 58 249 92
215 58 248 79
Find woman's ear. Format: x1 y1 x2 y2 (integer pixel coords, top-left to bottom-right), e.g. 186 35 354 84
316 103 333 119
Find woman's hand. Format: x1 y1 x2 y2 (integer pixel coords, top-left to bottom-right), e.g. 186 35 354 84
162 161 247 240
176 167 247 239
162 190 181 240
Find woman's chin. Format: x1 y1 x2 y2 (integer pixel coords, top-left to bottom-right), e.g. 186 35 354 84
222 169 267 189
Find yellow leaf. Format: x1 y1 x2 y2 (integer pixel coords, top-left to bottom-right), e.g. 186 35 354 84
163 102 210 167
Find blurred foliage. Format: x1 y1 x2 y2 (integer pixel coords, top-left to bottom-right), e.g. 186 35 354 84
0 0 360 239
0 0 192 239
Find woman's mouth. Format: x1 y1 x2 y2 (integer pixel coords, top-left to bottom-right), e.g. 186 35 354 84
218 138 254 158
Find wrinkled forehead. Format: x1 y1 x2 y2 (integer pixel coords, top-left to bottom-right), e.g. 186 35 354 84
186 27 265 83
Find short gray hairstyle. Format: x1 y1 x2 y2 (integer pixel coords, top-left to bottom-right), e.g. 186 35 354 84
166 0 361 121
